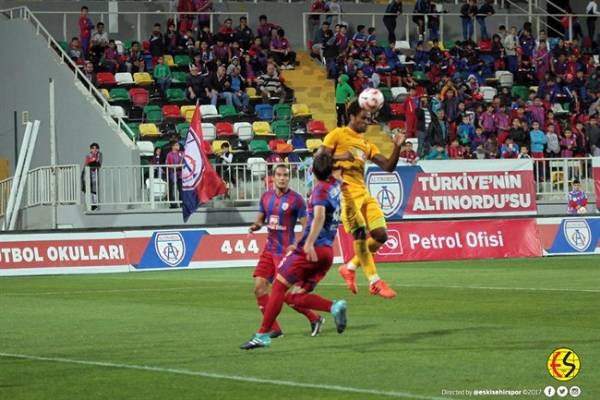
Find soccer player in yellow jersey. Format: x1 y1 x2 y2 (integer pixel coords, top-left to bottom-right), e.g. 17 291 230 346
318 100 406 298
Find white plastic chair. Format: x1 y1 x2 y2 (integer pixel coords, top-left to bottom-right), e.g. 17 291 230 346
247 157 267 178
234 122 253 141
109 105 126 118
145 178 167 201
200 105 219 119
136 141 155 157
115 72 134 86
479 86 497 102
201 122 216 141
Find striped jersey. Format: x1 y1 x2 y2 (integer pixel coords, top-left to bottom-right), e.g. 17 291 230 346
298 177 341 248
259 189 307 255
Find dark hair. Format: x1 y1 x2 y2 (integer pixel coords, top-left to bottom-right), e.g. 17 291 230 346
259 14 267 20
97 22 104 27
312 152 333 181
72 36 79 41
132 41 140 46
240 16 247 21
81 6 89 11
90 142 99 149
277 28 285 37
368 27 375 34
573 179 581 184
221 142 230 149
272 164 289 176
357 25 365 32
346 100 363 117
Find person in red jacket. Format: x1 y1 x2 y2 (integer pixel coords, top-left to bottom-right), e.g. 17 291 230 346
404 87 417 138
79 6 94 57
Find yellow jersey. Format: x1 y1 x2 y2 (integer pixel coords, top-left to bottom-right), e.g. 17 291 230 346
322 127 381 190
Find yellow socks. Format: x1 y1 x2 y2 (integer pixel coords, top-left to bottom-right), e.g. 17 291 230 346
352 239 378 282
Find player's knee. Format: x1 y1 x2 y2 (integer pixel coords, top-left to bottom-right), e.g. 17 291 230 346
254 280 269 297
352 227 367 240
371 229 388 244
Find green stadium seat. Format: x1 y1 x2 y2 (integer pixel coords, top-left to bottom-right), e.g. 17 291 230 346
174 55 191 66
273 104 291 120
109 88 130 102
143 105 162 123
511 85 529 101
58 41 68 51
379 87 393 102
154 139 169 149
166 88 186 102
176 122 190 136
123 123 139 141
443 40 455 50
171 71 188 83
219 105 238 118
413 71 428 81
122 40 132 51
271 120 290 140
377 39 389 48
250 139 270 153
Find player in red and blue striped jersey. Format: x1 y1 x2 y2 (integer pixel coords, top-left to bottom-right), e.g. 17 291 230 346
249 164 325 338
241 153 348 350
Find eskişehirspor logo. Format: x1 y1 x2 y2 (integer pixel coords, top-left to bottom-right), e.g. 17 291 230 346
367 171 403 217
547 348 581 381
563 219 591 252
154 232 186 266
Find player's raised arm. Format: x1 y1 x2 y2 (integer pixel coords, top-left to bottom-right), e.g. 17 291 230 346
371 131 406 172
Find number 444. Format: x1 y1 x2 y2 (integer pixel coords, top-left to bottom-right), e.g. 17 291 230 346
221 239 259 255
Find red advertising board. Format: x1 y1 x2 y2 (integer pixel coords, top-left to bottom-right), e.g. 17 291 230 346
338 219 542 262
593 158 600 210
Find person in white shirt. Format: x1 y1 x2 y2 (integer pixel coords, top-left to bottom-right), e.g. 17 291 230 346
503 26 518 73
586 0 600 41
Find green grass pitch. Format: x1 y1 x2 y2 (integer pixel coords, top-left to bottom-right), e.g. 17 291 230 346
1 256 599 400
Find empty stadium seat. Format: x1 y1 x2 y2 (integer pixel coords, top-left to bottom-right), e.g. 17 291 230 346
306 138 323 152
129 88 149 108
219 105 238 118
292 104 311 118
133 72 154 86
100 88 111 101
247 157 268 178
171 71 188 83
115 72 134 86
271 120 290 139
139 123 160 138
180 105 196 122
162 105 181 120
255 104 273 121
200 105 219 118
291 135 307 151
307 120 327 136
413 71 427 82
391 86 408 101
252 121 273 136
234 122 253 141
268 139 287 151
137 141 155 156
174 55 191 66
201 123 217 141
145 178 168 201
109 88 130 102
96 72 116 87
273 104 291 120
495 71 514 87
166 88 186 102
143 105 162 123
176 122 190 136
122 123 139 141
511 85 529 100
480 86 497 102
109 105 126 118
246 87 262 101
216 122 234 137
379 87 393 102
163 54 176 67
395 40 411 50
250 140 270 153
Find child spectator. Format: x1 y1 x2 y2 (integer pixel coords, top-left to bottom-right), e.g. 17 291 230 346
68 37 85 65
560 129 577 158
125 41 144 73
149 23 165 59
166 142 183 208
335 74 355 127
218 142 235 198
567 179 588 214
164 22 179 54
399 140 417 164
101 39 119 73
470 127 486 153
153 55 172 97
529 121 547 158
448 139 464 159
544 124 560 158
84 142 102 210
518 146 531 159
501 137 519 158
425 144 449 160
78 6 94 57
483 135 499 158
150 147 164 179
457 115 474 146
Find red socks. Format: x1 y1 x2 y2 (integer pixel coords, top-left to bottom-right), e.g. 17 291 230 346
286 293 333 313
258 280 287 334
284 292 321 322
256 294 281 333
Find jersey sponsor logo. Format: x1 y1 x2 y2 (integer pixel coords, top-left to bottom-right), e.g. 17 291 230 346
367 171 403 218
563 219 591 252
267 215 286 231
154 232 186 266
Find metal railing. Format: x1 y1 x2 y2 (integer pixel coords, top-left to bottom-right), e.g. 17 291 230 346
0 165 80 218
0 6 136 147
532 157 596 202
302 11 593 49
30 10 249 44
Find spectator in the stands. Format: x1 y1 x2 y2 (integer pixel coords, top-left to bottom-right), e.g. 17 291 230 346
529 121 547 159
154 56 172 97
382 0 402 45
544 124 561 158
198 25 214 47
164 22 179 54
84 142 102 210
150 147 164 179
448 139 464 159
412 0 430 40
567 179 588 214
194 0 213 31
586 116 600 156
501 137 519 158
166 141 183 208
586 0 600 41
257 63 286 103
212 36 231 64
218 142 235 198
309 0 327 37
176 0 195 33
83 61 96 86
518 146 531 159
476 0 495 40
229 66 250 113
509 118 528 149
416 96 433 157
125 41 145 73
79 6 94 57
312 21 331 60
335 74 354 127
218 18 236 44
270 29 296 70
207 65 234 107
325 0 342 25
425 144 449 160
235 16 254 51
460 0 477 42
68 37 85 65
560 129 577 158
149 23 165 59
185 64 206 101
90 22 109 65
427 108 449 149
101 39 119 73
257 15 280 49
503 26 518 73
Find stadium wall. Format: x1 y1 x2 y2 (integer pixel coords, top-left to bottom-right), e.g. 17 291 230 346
1 216 598 276
0 18 138 175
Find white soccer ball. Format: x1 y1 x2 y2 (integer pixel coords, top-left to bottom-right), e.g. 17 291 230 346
577 206 587 214
358 88 385 112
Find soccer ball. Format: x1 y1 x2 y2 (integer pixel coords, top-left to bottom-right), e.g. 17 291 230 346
577 206 587 214
358 88 385 112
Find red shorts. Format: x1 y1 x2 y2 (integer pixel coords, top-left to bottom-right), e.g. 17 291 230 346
253 250 284 281
278 246 333 293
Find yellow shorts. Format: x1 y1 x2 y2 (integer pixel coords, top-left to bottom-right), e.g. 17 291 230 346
341 185 386 234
